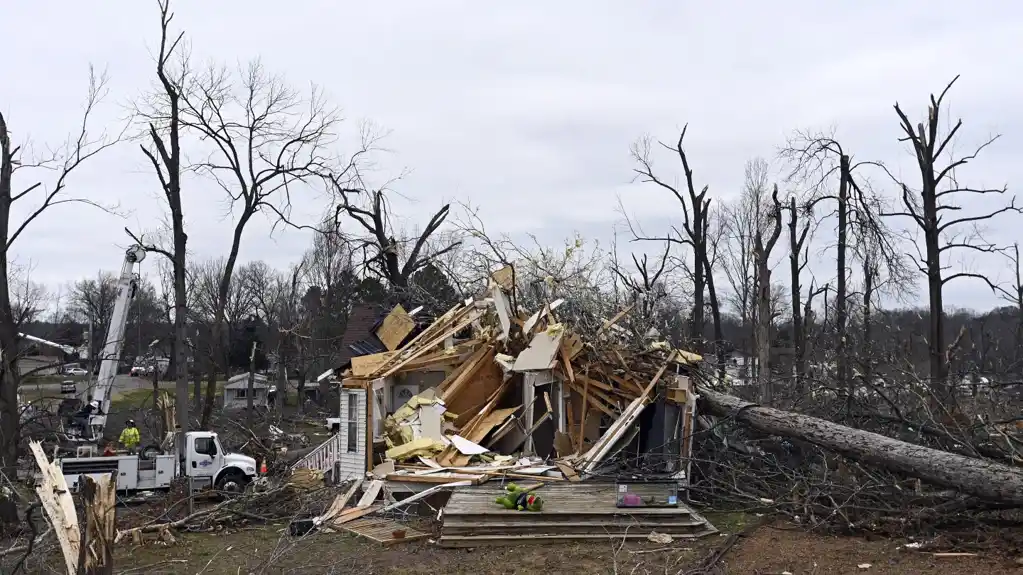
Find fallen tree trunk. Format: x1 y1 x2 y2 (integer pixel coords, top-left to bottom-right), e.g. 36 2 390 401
697 387 1023 505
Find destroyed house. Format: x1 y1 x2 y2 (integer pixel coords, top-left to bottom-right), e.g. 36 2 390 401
289 281 715 546
311 295 701 487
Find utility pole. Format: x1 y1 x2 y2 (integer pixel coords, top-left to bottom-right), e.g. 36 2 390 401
246 341 258 427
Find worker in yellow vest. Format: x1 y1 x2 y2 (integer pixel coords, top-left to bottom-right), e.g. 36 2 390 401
119 419 141 454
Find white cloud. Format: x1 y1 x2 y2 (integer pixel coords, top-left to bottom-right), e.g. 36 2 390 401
1 0 1020 312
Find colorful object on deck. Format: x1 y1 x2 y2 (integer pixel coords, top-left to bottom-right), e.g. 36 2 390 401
494 482 544 511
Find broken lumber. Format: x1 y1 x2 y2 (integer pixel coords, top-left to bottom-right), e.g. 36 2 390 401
697 387 1023 505
29 440 80 575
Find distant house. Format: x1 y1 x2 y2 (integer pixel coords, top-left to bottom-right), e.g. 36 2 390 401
19 355 61 377
724 351 755 386
222 373 270 410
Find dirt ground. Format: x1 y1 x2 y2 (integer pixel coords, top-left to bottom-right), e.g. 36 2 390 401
9 514 1022 574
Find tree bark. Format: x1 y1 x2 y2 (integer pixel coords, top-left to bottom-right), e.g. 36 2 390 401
861 257 875 390
754 189 782 404
246 341 257 427
788 197 809 392
698 386 1023 505
77 474 116 575
0 113 22 485
836 155 850 405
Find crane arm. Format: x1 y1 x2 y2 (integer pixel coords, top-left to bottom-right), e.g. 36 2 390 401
87 245 147 437
18 333 76 356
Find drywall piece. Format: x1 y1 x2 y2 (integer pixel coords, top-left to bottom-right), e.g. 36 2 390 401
418 406 444 441
522 299 565 334
371 460 395 479
449 434 489 456
491 285 512 340
513 331 564 372
357 479 385 508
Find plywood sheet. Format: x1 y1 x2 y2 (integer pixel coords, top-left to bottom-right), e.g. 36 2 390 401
377 305 416 350
352 352 396 377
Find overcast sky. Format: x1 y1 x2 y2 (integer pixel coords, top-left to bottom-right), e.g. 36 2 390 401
2 1 1021 313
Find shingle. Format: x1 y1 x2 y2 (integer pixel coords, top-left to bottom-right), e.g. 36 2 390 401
337 304 387 364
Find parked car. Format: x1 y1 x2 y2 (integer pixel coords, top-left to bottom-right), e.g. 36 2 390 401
65 367 88 376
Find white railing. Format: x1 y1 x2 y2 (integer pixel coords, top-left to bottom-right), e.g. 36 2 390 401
292 432 343 474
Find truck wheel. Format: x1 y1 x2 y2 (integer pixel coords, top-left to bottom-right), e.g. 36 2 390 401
215 470 249 495
139 444 162 459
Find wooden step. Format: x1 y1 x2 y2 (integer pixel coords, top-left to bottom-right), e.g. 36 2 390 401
437 529 718 548
442 519 708 537
442 509 695 521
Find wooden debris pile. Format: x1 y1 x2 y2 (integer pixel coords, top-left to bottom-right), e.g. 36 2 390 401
340 265 703 483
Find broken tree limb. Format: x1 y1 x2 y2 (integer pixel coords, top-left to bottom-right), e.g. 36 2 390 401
697 387 1023 505
28 441 80 575
78 474 116 575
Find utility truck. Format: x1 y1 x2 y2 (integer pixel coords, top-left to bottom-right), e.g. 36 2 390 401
53 245 258 494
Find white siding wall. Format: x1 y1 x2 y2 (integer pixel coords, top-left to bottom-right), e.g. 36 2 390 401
336 389 367 481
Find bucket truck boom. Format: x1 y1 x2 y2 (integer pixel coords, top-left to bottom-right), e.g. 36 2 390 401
70 245 146 442
18 333 77 357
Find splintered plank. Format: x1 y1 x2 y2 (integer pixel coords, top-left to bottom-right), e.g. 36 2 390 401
342 517 430 546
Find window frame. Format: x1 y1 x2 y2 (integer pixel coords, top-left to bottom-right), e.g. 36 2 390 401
346 392 359 453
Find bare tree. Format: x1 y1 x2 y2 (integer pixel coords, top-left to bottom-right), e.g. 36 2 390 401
721 158 775 378
278 265 302 406
0 68 119 482
129 0 191 440
175 58 338 427
609 240 674 342
785 194 821 390
994 243 1022 373
333 188 460 297
9 264 49 331
881 76 1021 408
782 132 901 407
629 126 723 365
68 272 119 365
754 187 783 404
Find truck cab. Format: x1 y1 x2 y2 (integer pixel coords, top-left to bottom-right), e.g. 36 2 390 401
184 431 258 493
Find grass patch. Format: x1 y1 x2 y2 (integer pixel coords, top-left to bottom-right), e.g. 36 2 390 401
702 510 753 534
108 384 226 412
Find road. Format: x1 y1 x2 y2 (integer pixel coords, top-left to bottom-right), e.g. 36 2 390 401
21 375 174 399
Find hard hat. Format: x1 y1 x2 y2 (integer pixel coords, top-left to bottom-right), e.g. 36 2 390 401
127 419 135 425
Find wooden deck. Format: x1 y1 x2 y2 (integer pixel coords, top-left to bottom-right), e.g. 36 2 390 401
341 517 430 546
439 483 716 547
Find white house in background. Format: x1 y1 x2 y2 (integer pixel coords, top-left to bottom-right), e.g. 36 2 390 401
222 373 270 410
724 351 755 386
18 355 61 377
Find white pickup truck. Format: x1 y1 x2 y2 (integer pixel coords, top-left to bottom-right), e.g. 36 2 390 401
58 430 258 494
